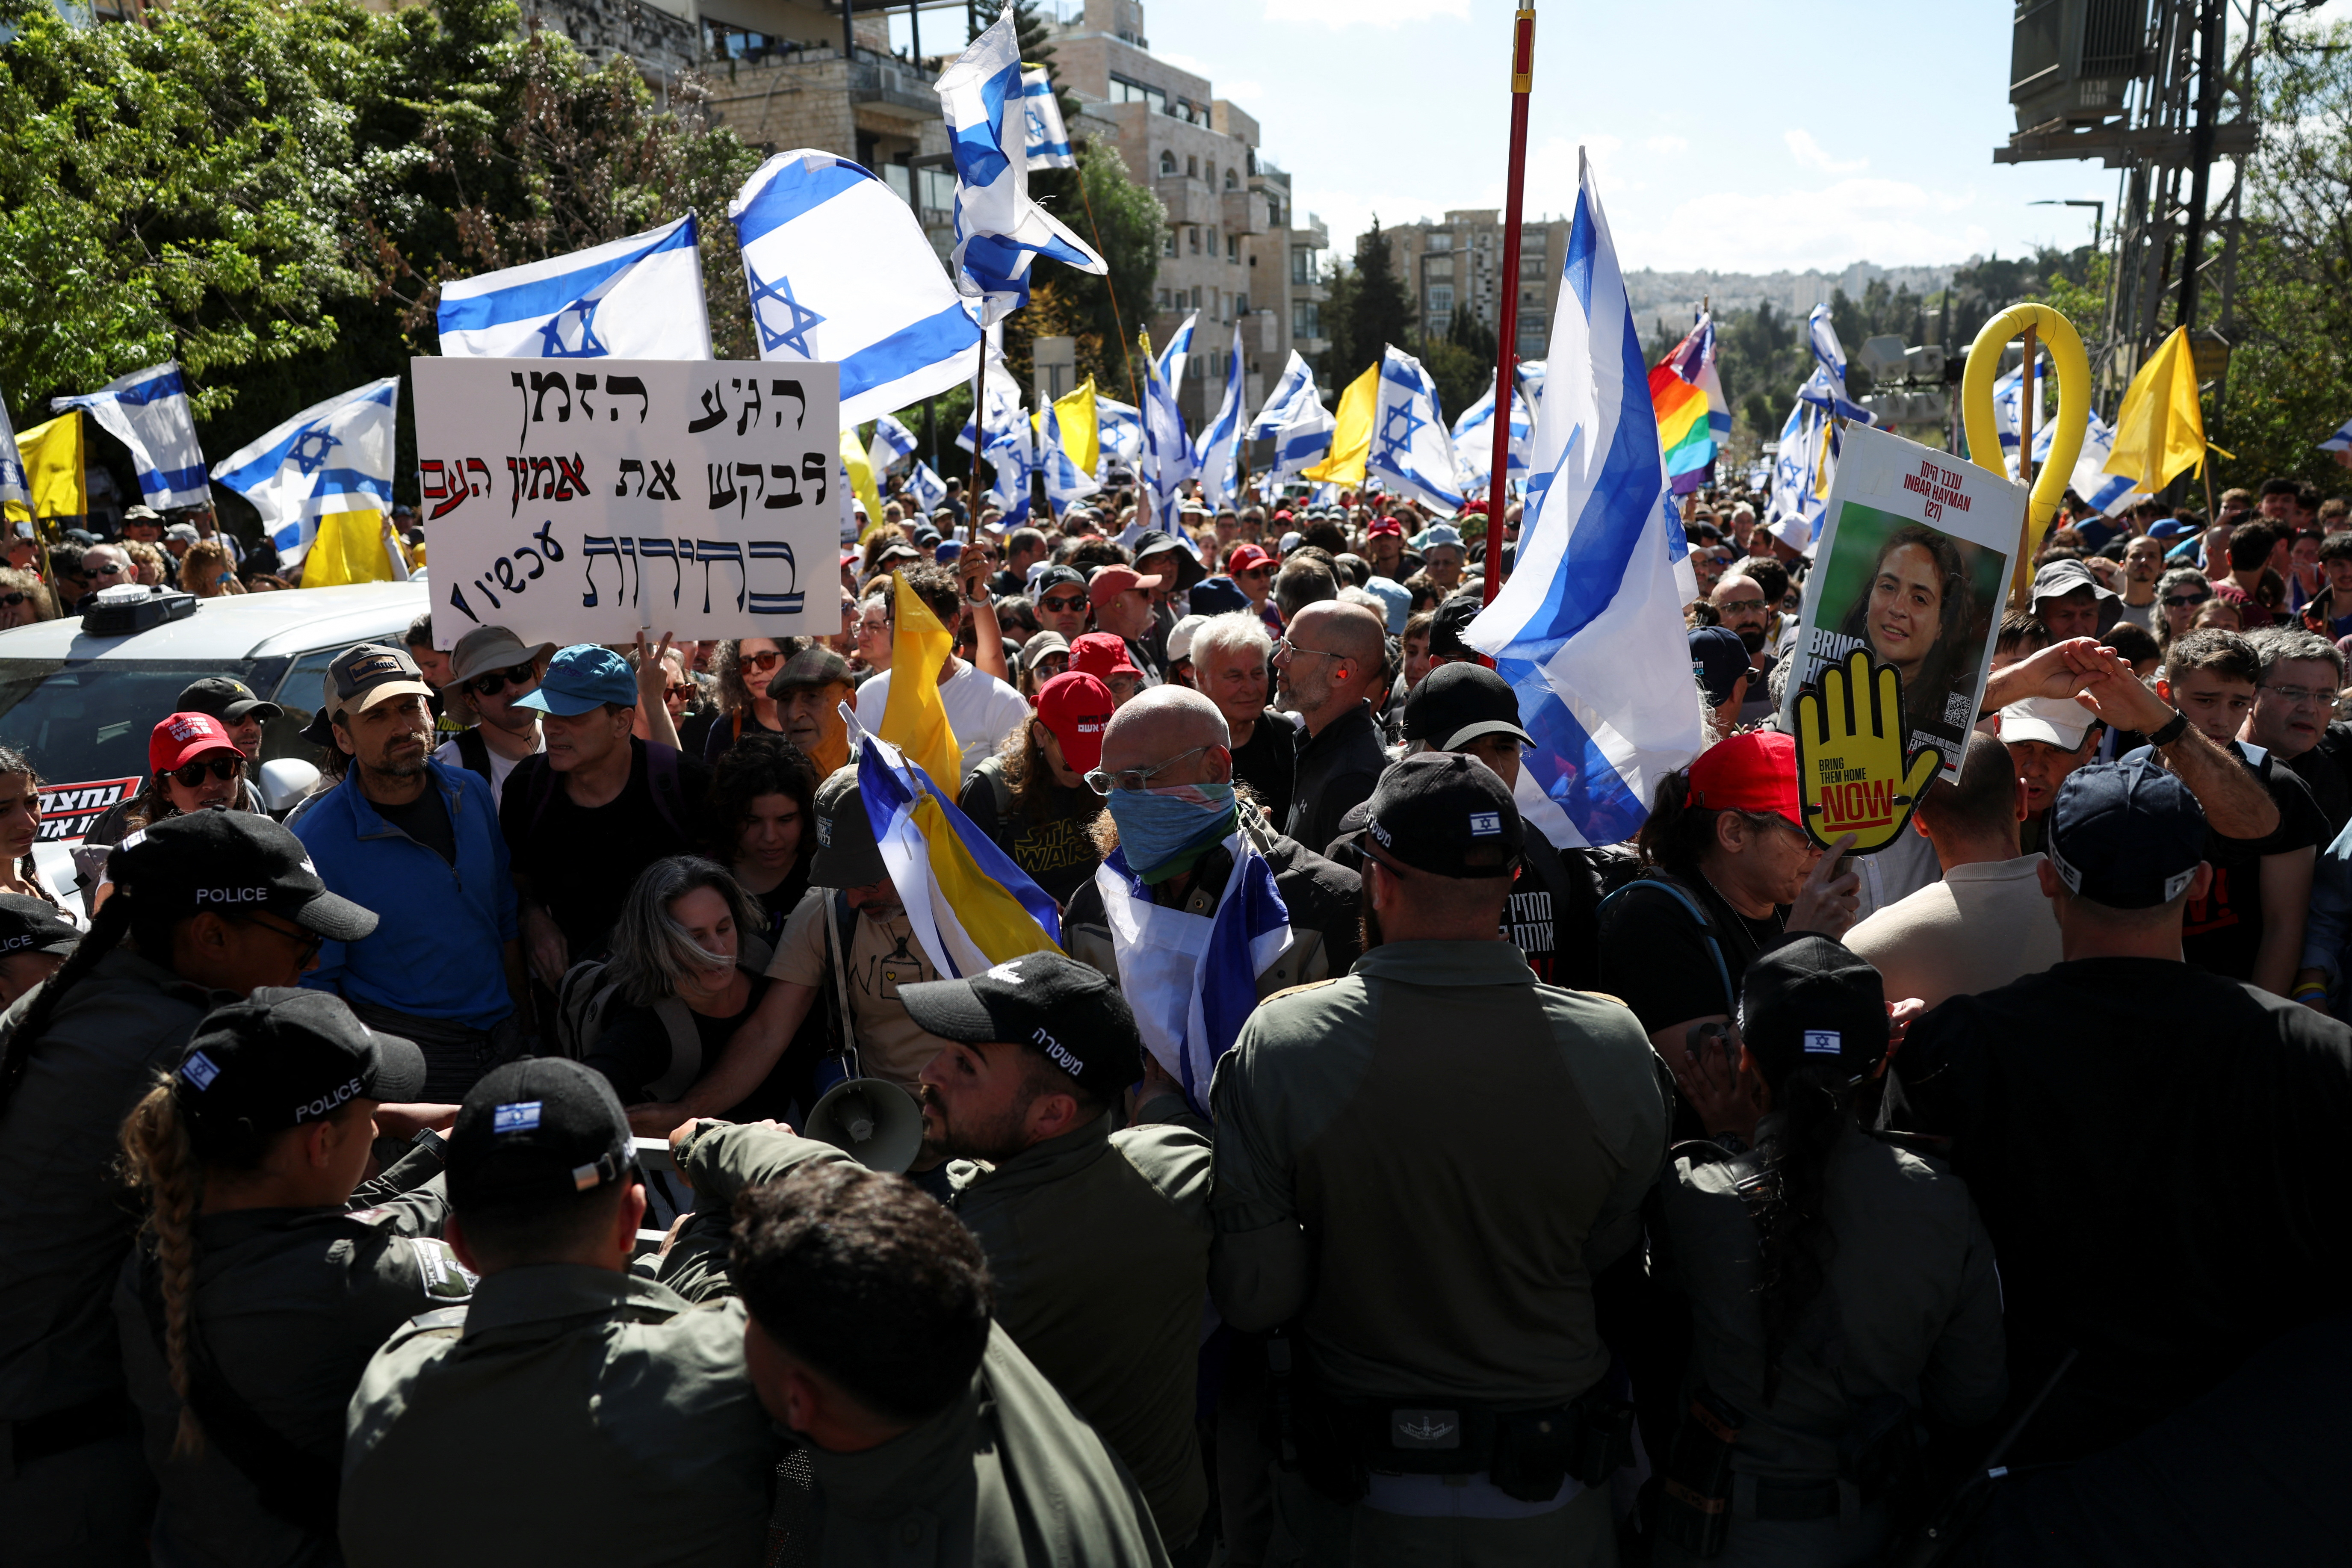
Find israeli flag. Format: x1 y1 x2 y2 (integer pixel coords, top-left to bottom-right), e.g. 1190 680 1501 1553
1020 65 1076 170
2323 417 2352 454
1097 395 1143 470
1157 311 1200 402
210 378 399 566
436 215 711 361
732 151 983 428
1141 344 1194 533
937 12 1105 326
1248 351 1334 480
0 388 26 512
868 412 919 474
1192 322 1247 509
957 329 1025 454
1452 372 1531 495
905 459 950 517
1807 303 1848 381
1465 151 1704 850
987 411 1035 529
52 362 210 508
2028 401 2144 518
1364 346 1464 513
1041 402 1102 517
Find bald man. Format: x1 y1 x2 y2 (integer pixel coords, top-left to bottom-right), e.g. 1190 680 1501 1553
1275 601 1392 856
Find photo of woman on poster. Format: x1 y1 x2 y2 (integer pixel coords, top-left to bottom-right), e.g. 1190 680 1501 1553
1835 523 1972 741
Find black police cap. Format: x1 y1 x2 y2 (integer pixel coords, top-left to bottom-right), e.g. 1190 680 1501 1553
898 950 1142 1103
1362 751 1523 880
447 1057 635 1208
175 988 428 1139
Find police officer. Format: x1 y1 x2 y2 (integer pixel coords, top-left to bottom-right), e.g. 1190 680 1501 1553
340 1058 779 1568
115 990 467 1567
1209 752 1670 1564
0 812 380 1568
1652 935 2006 1566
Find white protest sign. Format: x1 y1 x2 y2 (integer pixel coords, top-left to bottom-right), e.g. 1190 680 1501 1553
1778 422 2028 783
409 357 841 647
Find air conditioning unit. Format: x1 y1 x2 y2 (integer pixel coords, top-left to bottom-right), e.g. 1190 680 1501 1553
2011 0 2145 132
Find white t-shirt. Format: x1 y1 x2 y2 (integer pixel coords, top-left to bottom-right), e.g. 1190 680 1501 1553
433 729 546 809
853 661 1029 782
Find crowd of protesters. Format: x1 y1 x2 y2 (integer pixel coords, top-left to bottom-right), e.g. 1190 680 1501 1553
0 458 2349 1568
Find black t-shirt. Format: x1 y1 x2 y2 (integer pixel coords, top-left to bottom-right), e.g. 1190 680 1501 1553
1232 707 1297 829
499 739 713 962
2285 724 2352 843
1506 836 1609 992
371 782 455 866
1887 957 2352 1461
1595 870 1785 1034
585 969 776 1112
957 760 1105 908
2124 743 2327 983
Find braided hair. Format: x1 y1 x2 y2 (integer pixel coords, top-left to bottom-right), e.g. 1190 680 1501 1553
1749 1064 1853 1407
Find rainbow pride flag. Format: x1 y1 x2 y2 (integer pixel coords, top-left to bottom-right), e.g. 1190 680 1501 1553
1650 313 1729 495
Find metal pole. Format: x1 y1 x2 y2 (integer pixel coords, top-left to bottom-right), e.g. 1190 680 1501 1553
2178 0 2224 330
1482 0 1536 608
969 335 986 545
908 0 919 63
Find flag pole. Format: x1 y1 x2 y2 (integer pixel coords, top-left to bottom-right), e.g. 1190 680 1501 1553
1483 0 1536 608
969 334 986 546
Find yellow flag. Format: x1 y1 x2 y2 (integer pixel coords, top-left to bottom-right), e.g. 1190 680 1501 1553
299 510 398 588
1051 377 1099 476
2105 325 2233 493
7 413 85 524
880 571 961 788
841 428 888 543
1303 363 1378 486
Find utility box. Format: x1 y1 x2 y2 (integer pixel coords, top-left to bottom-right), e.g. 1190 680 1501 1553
1033 337 1078 405
2011 0 2145 132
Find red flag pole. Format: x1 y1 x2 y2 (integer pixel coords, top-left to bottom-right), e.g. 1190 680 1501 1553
1483 0 1536 607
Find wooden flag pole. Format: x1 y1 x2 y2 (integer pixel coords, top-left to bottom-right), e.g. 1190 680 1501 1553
1483 0 1536 607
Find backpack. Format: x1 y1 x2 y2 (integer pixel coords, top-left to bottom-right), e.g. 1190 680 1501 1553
451 725 494 787
1596 872 1736 1016
554 932 774 1101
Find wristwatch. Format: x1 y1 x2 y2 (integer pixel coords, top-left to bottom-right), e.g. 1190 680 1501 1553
2148 709 2190 747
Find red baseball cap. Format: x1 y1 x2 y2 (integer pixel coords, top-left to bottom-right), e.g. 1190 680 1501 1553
1034 673 1116 775
150 712 239 774
1088 564 1163 604
1069 632 1138 682
1273 509 1293 523
1227 543 1273 576
1366 517 1405 538
1686 730 1802 829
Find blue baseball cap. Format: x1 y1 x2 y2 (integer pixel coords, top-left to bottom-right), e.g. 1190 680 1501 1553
2146 517 2195 540
2046 758 2207 909
1689 624 1752 707
1418 523 1466 554
514 644 638 717
935 539 966 564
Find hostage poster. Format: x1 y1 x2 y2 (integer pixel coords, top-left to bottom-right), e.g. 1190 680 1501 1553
1778 423 2027 783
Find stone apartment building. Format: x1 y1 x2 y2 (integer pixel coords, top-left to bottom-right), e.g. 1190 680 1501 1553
1382 210 1569 362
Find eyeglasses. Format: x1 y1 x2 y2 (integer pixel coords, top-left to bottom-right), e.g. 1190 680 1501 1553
1715 596 1767 614
1040 594 1087 612
0 593 26 608
1085 744 1214 795
168 756 243 788
2264 683 2332 707
665 682 695 701
2164 591 2212 608
86 561 128 579
231 909 323 966
1273 638 1342 665
741 648 785 672
467 661 538 698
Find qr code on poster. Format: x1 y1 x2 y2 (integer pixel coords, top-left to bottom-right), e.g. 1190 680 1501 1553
1943 690 1976 725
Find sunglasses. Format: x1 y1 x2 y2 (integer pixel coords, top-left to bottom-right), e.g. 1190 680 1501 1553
168 756 243 788
231 909 323 965
1040 594 1087 612
665 682 694 701
2165 591 2212 608
467 662 538 698
0 593 26 608
741 648 785 671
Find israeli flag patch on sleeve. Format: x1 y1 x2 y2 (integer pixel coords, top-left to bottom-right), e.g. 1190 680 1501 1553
1802 1029 1841 1056
492 1101 542 1134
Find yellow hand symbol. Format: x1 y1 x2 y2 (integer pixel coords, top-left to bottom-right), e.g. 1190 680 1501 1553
1793 649 1945 853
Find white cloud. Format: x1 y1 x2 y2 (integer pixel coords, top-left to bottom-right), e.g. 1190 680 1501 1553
1262 0 1471 25
1784 129 1868 176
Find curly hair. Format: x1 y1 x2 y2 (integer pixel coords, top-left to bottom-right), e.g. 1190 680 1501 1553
713 637 806 716
706 733 819 866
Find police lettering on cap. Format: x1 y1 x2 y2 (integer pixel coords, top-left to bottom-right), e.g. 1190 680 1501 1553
446 1057 635 1206
0 894 81 960
109 811 377 941
173 989 428 1144
898 951 1143 1104
1362 751 1523 880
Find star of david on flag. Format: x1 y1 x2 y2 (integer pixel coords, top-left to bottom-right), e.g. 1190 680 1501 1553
437 213 711 361
1365 346 1463 513
210 378 399 567
748 263 827 357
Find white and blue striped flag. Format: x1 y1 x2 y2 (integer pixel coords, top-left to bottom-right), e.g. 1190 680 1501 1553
1096 394 1143 472
732 151 984 428
1451 370 1531 496
436 215 711 360
0 387 26 513
1247 351 1334 479
209 378 398 566
2322 417 2352 454
867 412 919 474
1192 322 1247 509
1465 151 1705 850
1140 338 1194 535
986 400 1035 529
52 362 210 508
1368 345 1465 513
1020 65 1076 170
2029 400 2144 518
904 459 950 517
1157 311 1200 402
936 12 1105 326
1041 402 1102 518
1095 829 1291 1116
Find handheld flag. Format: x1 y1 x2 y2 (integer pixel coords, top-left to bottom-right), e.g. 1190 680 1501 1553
8 413 84 522
210 378 399 567
936 12 1106 325
0 388 25 517
1040 402 1102 518
1451 371 1530 495
841 428 887 540
436 216 711 360
2322 417 2352 455
2105 325 2231 493
1650 313 1724 495
1302 362 1377 487
732 151 981 426
880 571 962 788
1368 346 1464 512
905 459 950 517
1249 351 1336 480
1020 65 1076 170
867 413 919 475
1464 150 1705 849
1157 311 1200 402
299 512 406 589
1051 378 1100 476
1138 328 1194 532
1193 322 1247 509
52 363 208 508
1096 395 1143 470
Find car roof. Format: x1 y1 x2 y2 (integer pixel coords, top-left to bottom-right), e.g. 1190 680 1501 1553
0 582 430 662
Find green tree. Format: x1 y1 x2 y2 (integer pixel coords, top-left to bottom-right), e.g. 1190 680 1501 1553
1447 303 1496 366
1032 138 1162 403
1329 217 1409 383
1415 337 1483 427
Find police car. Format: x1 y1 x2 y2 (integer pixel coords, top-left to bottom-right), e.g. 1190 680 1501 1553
0 580 430 893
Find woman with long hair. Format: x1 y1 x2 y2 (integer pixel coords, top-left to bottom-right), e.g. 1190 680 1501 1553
1653 935 2003 1567
122 715 259 834
700 637 798 762
705 734 817 947
0 746 66 914
0 566 56 626
585 856 789 1133
180 539 244 599
2153 565 2212 657
1834 525 1970 739
116 992 459 1567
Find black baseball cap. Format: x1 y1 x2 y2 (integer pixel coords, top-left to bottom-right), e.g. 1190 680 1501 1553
1362 751 1523 879
898 951 1142 1103
1737 933 1889 1085
109 810 377 940
0 894 80 960
1129 529 1207 592
1689 625 1752 707
810 764 887 887
1428 594 1482 659
177 676 284 726
2047 758 2207 909
174 989 427 1140
446 1057 635 1208
1402 662 1533 753
1033 564 1087 598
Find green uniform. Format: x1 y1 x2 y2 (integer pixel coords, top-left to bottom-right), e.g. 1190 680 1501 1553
1208 939 1669 1565
1651 1131 2007 1567
340 1265 780 1568
670 1119 1215 1551
0 951 236 1568
115 1175 471 1568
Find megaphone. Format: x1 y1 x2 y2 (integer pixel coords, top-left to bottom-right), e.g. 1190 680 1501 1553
804 1075 926 1174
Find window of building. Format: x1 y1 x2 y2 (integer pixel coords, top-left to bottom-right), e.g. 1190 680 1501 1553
1192 286 1203 308
1111 77 1167 117
1429 232 1454 253
1189 226 1201 254
1295 302 1321 340
1163 229 1177 257
1159 149 1177 177
1205 162 1215 186
1428 285 1454 317
1227 234 1239 262
1236 293 1250 315
1224 168 1238 190
1521 256 1547 280
917 167 955 214
1187 155 1198 178
1291 248 1315 284
1267 200 1282 226
1157 288 1171 308
1426 254 1454 280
